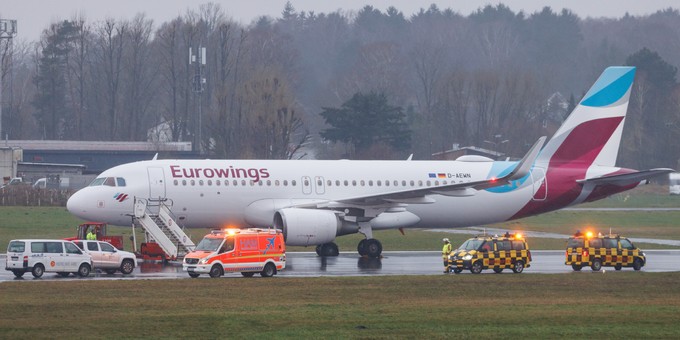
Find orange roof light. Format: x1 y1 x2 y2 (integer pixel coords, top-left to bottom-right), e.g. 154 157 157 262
585 231 594 238
515 233 523 239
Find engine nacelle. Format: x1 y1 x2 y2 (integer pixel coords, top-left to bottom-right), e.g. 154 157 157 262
273 208 339 246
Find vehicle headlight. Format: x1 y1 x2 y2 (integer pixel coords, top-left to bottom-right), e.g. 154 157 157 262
199 257 209 264
462 254 473 261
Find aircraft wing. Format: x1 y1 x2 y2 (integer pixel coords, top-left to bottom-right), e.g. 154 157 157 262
576 168 675 186
331 136 546 206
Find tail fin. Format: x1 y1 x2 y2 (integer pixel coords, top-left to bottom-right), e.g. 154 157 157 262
536 66 636 167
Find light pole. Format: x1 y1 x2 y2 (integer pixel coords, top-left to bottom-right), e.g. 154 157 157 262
0 19 17 140
189 46 206 154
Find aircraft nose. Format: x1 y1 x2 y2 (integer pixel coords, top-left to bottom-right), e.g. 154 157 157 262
67 189 90 219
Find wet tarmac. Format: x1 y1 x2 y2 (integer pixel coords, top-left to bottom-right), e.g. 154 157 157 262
2 250 679 282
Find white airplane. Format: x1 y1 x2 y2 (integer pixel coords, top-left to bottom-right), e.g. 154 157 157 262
67 66 672 258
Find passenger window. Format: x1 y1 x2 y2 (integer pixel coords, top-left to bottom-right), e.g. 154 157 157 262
87 242 99 251
589 238 603 248
65 243 82 254
511 241 525 250
31 242 46 253
604 238 618 248
116 177 126 187
46 242 64 253
497 240 512 251
104 177 116 186
100 243 115 252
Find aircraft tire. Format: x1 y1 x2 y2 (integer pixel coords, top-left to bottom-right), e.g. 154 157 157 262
318 243 339 257
364 239 382 259
357 239 368 256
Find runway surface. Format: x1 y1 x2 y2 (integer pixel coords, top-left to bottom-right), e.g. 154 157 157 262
2 250 680 282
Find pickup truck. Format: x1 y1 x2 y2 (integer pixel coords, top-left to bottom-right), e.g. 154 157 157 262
74 240 137 275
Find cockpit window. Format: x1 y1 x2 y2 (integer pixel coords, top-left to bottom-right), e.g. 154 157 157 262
89 178 106 186
89 177 125 187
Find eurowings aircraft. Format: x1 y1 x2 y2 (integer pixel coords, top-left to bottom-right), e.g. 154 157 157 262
67 66 672 258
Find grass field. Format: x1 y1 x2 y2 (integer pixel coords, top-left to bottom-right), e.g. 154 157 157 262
1 273 680 338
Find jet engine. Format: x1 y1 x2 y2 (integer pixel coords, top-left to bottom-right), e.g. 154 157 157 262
273 208 340 246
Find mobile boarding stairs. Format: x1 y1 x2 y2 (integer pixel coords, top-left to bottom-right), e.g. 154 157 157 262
133 198 195 260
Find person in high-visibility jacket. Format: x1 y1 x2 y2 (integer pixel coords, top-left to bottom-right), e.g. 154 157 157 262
442 238 452 273
86 228 97 240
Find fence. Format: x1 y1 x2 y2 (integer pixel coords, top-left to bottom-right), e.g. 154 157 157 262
0 186 73 206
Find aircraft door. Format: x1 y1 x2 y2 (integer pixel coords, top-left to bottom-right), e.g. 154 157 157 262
532 167 547 201
301 176 312 195
315 176 325 195
148 167 166 199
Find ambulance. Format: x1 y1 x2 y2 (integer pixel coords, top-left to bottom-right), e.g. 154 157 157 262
183 228 285 278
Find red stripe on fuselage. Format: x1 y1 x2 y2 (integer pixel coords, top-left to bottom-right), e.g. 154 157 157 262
511 116 623 219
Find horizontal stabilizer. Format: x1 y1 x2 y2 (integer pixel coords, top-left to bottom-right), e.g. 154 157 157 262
576 168 675 186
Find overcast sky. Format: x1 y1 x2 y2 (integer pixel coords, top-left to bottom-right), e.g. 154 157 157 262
4 0 680 42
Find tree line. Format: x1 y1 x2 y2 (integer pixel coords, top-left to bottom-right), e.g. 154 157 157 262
1 3 679 168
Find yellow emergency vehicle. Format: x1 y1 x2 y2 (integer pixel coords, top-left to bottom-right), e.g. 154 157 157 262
448 233 531 274
565 231 646 271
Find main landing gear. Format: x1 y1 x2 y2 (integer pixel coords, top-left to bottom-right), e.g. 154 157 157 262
316 242 339 257
357 239 383 258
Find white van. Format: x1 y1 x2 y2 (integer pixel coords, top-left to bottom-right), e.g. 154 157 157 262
73 240 137 275
5 239 93 278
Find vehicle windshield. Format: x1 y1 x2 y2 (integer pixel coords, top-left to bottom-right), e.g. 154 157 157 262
195 237 223 252
458 239 484 251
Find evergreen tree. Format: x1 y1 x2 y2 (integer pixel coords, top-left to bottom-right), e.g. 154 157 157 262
320 92 411 158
